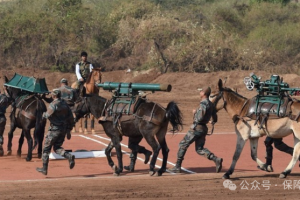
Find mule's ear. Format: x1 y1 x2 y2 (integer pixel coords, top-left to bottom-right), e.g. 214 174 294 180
218 79 223 89
4 76 9 83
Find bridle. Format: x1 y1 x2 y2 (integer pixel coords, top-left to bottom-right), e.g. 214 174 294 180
210 89 227 112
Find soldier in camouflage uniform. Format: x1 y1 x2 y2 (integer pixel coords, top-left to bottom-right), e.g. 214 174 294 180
75 51 94 96
36 89 75 175
169 87 223 173
0 88 12 156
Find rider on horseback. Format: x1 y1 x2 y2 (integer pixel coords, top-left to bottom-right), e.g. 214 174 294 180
75 51 94 96
169 86 223 173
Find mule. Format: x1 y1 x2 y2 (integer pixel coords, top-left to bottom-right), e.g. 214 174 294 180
210 79 300 179
71 68 101 134
4 77 47 161
74 94 183 176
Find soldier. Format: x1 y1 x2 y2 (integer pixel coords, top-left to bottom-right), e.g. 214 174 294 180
43 78 77 108
75 51 94 96
36 89 75 175
0 88 12 156
169 86 223 173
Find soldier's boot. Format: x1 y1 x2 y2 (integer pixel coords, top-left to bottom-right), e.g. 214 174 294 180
124 152 137 172
36 163 48 175
64 152 75 169
210 154 223 173
168 159 182 173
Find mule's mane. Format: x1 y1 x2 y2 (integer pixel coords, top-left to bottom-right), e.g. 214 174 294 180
223 87 247 100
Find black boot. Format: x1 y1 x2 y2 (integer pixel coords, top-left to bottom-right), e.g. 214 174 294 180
212 156 223 173
36 163 48 175
64 152 75 169
168 159 182 173
124 152 137 172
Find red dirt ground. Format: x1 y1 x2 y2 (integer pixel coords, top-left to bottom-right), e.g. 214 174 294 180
1 69 300 199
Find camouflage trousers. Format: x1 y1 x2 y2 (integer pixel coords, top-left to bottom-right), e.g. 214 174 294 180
0 115 6 146
42 129 67 163
177 125 214 161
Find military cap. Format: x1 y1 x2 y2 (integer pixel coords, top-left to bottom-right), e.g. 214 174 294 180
60 78 68 83
51 89 61 96
198 86 211 97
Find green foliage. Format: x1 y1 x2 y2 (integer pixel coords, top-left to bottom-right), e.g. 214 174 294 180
0 0 300 74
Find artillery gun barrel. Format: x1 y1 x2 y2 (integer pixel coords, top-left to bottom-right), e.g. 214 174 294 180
97 82 172 92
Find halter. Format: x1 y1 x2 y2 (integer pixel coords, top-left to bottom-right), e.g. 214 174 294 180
210 89 227 112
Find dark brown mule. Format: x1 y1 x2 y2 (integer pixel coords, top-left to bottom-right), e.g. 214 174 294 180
71 68 101 134
73 94 183 176
4 76 47 161
210 79 300 179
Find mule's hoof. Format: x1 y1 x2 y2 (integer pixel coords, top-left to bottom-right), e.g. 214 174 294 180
155 172 163 177
17 152 21 157
112 165 118 173
91 130 96 134
113 172 120 176
84 131 88 135
266 165 274 172
222 173 230 179
0 150 4 157
149 171 156 176
279 173 287 179
7 151 12 156
124 166 134 172
26 157 32 162
79 128 83 133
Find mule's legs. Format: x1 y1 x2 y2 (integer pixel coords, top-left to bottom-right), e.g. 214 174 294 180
105 142 115 168
17 131 25 157
0 117 6 156
84 116 88 134
7 121 17 156
110 136 123 176
91 115 95 134
223 133 247 179
143 134 160 176
35 119 46 159
249 138 267 170
279 136 300 178
23 129 33 161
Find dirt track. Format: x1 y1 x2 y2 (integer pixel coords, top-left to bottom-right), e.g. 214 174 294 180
1 69 300 199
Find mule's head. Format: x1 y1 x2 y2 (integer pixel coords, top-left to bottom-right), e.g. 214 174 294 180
209 79 226 112
73 97 89 122
91 68 102 84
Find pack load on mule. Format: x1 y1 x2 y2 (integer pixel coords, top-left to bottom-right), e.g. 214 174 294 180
97 82 172 124
243 73 300 128
4 73 49 94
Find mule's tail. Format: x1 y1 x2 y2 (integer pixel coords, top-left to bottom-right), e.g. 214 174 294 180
166 101 183 133
33 99 45 150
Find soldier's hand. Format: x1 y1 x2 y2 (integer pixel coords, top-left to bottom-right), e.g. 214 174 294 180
79 78 84 82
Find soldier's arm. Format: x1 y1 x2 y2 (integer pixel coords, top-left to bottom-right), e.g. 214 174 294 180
75 64 83 80
43 103 56 119
90 63 94 72
211 106 218 124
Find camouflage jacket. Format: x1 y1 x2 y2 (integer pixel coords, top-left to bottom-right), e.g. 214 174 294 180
58 85 76 106
193 98 217 125
0 94 11 115
43 98 74 130
78 61 91 80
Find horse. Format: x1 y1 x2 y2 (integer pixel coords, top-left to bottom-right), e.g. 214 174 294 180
4 76 47 161
71 68 102 134
209 79 300 179
73 94 183 176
